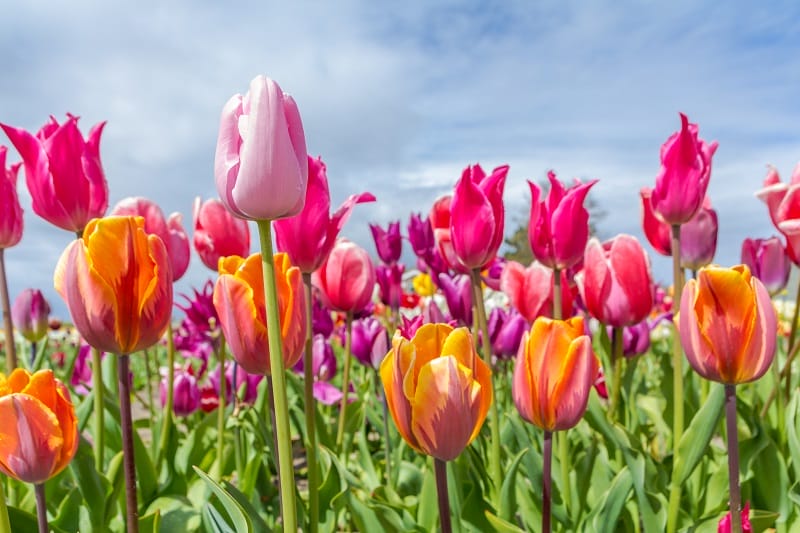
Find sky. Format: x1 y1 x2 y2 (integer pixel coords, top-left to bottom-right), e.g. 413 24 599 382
2 0 799 319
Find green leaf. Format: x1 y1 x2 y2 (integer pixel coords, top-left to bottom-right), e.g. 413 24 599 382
221 481 271 533
50 487 82 533
672 383 725 486
69 436 111 530
416 464 438 531
499 448 528 522
484 511 526 533
138 510 160 533
591 466 633 533
193 466 253 533
145 495 201 533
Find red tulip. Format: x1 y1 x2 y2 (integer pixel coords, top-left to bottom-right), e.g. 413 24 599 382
313 239 376 314
193 197 250 271
0 146 23 248
500 260 573 322
756 163 800 264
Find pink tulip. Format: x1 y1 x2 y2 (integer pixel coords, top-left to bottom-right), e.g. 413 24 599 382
1 114 108 234
500 260 573 322
640 187 671 256
741 236 791 296
756 163 800 264
679 200 718 271
111 197 191 281
578 235 655 328
193 197 250 271
160 367 200 416
650 113 718 226
450 164 509 270
717 502 751 533
214 75 308 221
274 155 374 273
0 146 23 248
11 289 51 343
430 194 467 273
528 171 597 270
313 239 376 314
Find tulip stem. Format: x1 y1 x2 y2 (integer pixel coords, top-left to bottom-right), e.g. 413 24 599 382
724 384 743 533
301 274 319 533
434 459 452 533
0 474 10 533
118 353 140 533
552 268 571 514
469 269 502 510
608 327 624 422
256 220 297 533
156 322 176 472
34 483 47 533
543 430 553 533
266 375 282 500
91 347 105 471
336 312 354 454
0 249 18 372
552 267 562 320
379 379 393 485
216 337 227 478
666 224 685 533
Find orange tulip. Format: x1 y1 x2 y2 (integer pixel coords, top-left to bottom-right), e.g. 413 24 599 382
380 324 492 461
0 369 78 484
679 264 777 384
213 252 306 375
54 216 173 355
513 316 598 431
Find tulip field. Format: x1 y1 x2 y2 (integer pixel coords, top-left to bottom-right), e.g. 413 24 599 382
1 74 799 533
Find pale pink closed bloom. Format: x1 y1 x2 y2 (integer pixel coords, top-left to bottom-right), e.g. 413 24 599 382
0 146 23 248
214 75 308 221
111 197 191 281
500 260 573 322
193 197 250 271
679 200 718 271
650 113 718 226
755 163 800 264
450 164 509 270
1 114 108 234
577 235 655 328
529 171 597 270
741 236 791 296
313 239 376 314
274 155 375 273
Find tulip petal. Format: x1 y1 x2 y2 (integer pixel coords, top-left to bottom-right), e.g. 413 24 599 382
214 274 269 375
0 394 63 484
549 336 597 430
380 337 418 452
450 171 495 269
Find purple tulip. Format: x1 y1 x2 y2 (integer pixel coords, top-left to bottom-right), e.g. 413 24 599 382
12 288 51 343
487 307 527 359
161 367 201 416
408 213 435 262
370 220 402 264
679 201 718 271
437 273 473 326
741 236 791 296
350 318 389 369
376 263 404 310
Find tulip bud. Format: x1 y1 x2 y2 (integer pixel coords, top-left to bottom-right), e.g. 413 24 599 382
12 289 51 343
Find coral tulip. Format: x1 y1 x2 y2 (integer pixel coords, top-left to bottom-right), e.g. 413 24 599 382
650 113 718 226
513 316 598 431
0 146 23 248
380 324 492 461
193 197 250 271
450 164 509 270
756 163 800 264
313 239 376 314
741 236 790 296
214 252 306 375
0 368 78 484
679 265 777 384
54 216 173 355
529 171 597 270
12 289 50 343
1 114 108 233
578 235 655 328
500 260 573 322
370 220 402 265
214 75 308 221
274 155 374 273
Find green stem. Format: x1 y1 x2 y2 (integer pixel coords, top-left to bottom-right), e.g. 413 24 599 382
608 327 624 422
266 375 282 503
157 322 176 471
784 278 800 397
667 223 685 533
256 220 297 532
543 431 553 533
0 249 18 372
379 377 393 485
231 361 245 484
34 483 47 533
434 459 453 533
216 337 227 478
0 475 11 533
336 312 354 452
118 354 140 533
469 269 502 510
92 347 104 471
143 349 156 458
552 268 571 514
725 384 742 533
301 274 319 533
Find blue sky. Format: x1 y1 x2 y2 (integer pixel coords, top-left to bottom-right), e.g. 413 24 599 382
2 0 799 318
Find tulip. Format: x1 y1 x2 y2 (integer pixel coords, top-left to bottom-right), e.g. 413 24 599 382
0 146 22 248
650 113 718 226
609 320 652 358
214 75 308 221
160 367 200 416
529 171 597 270
741 236 790 296
11 289 50 343
111 197 191 281
487 307 527 359
380 323 492 461
408 213 435 263
756 163 800 264
213 252 306 375
313 239 376 314
679 200 718 271
70 344 96 395
430 194 466 273
292 334 342 405
376 263 404 309
54 216 173 355
0 368 78 484
513 316 598 431
450 164 508 270
370 220 402 265
412 272 436 297
312 295 335 337
1 114 108 234
351 317 389 369
640 187 672 256
577 235 655 328
717 502 751 533
193 197 251 271
481 256 505 291
679 265 776 385
437 273 472 327
500 260 573 322
274 155 375 273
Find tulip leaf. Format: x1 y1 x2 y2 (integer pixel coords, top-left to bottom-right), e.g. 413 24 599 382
591 466 633 533
69 436 111 530
499 448 528 521
484 510 526 533
192 466 253 533
785 394 800 481
138 510 160 533
50 487 82 533
221 480 270 533
145 495 201 532
416 463 438 531
672 383 724 486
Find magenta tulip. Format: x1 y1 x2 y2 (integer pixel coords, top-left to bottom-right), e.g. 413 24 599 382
529 171 597 270
214 75 308 221
640 187 671 256
370 221 402 265
193 197 250 271
679 200 718 271
274 155 374 273
0 146 23 248
376 263 404 309
1 114 108 234
756 163 800 264
650 113 718 226
160 367 200 416
500 260 573 322
408 213 435 263
437 273 473 327
487 307 527 359
741 236 791 296
350 317 389 369
11 289 51 343
313 239 376 314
